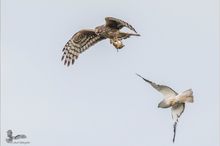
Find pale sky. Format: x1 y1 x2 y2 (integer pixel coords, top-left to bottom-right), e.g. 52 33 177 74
1 0 219 146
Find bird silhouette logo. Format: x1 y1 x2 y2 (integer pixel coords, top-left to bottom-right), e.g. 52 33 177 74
6 130 27 143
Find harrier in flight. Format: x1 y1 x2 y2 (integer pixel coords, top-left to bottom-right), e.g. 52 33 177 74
136 74 194 143
61 17 140 66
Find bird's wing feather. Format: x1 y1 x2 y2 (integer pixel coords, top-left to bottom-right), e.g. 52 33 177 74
61 29 105 66
136 74 178 98
14 135 27 139
105 17 137 33
173 121 177 143
171 103 185 143
171 103 185 122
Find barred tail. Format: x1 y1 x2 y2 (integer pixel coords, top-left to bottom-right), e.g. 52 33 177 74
118 32 140 40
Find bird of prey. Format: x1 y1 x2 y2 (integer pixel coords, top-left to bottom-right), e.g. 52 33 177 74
136 74 194 143
6 130 27 143
61 17 140 66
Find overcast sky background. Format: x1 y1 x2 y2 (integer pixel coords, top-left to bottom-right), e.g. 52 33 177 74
1 0 219 146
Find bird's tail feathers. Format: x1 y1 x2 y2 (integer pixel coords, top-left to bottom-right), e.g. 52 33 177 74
178 89 194 103
118 32 140 40
185 95 193 103
127 33 140 36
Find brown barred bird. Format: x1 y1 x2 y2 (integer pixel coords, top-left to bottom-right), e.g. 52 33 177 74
61 17 140 66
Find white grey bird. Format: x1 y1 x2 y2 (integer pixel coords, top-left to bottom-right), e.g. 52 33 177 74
136 74 194 143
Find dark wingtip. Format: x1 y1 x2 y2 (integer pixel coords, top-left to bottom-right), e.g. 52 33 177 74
172 122 177 143
64 60 67 65
67 61 70 66
136 73 141 78
136 73 153 84
72 59 75 65
61 55 64 61
136 73 144 79
136 73 146 80
133 29 137 33
62 47 66 52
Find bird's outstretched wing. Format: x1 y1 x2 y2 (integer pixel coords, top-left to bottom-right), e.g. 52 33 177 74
105 17 137 33
61 29 105 66
136 74 178 98
171 103 185 143
171 103 185 122
14 134 27 140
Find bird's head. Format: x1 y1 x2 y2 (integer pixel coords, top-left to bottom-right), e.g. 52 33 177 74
7 130 13 137
95 25 105 35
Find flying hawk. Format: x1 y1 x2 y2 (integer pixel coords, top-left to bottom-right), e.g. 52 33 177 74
61 17 140 66
136 74 194 143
